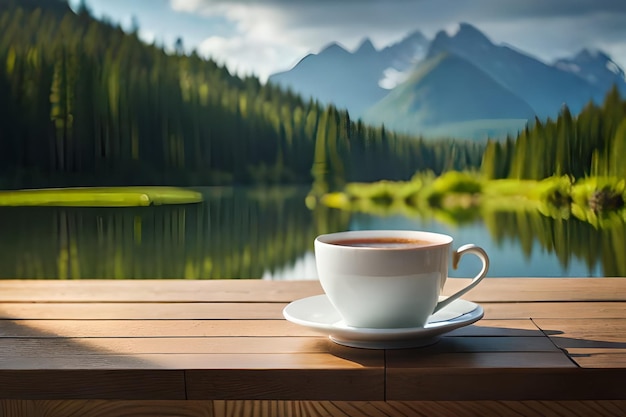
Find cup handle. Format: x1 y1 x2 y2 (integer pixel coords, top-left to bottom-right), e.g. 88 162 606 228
432 244 489 314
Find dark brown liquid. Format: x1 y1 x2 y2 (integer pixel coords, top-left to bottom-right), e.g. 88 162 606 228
330 237 433 248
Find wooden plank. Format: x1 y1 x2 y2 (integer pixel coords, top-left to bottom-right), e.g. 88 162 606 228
385 400 626 417
421 336 561 353
0 338 382 368
443 278 626 302
1 278 624 303
0 337 335 355
3 399 625 417
483 302 626 319
0 353 381 371
448 319 544 336
0 280 323 303
11 299 621 322
0 319 323 338
0 318 541 339
1 400 213 417
0 370 185 400
381 400 626 417
565 350 626 368
532 319 626 347
186 369 384 401
386 351 575 369
386 369 626 401
212 399 626 417
0 278 624 405
531 318 626 368
0 335 559 358
0 302 285 320
3 300 622 321
0 340 383 400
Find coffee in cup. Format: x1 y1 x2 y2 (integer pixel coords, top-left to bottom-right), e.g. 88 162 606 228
314 230 489 328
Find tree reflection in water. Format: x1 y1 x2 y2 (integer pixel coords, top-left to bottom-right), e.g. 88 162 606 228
0 186 623 279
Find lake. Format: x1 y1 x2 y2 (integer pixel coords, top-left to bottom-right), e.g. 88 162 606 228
0 186 623 280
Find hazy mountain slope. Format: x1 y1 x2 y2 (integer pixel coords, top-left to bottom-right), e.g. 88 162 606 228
268 32 429 117
427 23 603 117
271 22 626 140
269 41 387 116
554 49 626 96
376 31 429 89
363 52 535 139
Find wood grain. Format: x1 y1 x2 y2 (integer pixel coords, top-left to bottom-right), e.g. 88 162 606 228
0 319 319 338
0 336 333 355
0 370 185 400
0 302 285 320
448 319 543 335
1 278 624 302
531 318 626 368
483 302 626 319
0 352 380 370
1 278 625 406
186 369 384 401
0 279 324 303
0 400 213 417
386 369 626 401
442 278 626 302
2 400 626 417
416 336 561 353
0 318 544 338
532 318 626 347
565 350 626 367
387 351 576 369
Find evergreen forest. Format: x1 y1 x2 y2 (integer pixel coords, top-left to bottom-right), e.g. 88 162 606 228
0 0 483 190
481 88 626 181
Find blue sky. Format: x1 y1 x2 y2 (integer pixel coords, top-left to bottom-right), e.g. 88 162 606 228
69 0 626 82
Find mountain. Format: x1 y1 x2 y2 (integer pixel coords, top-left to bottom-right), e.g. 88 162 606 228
554 49 626 96
376 30 429 89
425 23 607 118
268 31 429 117
269 23 626 140
363 52 535 139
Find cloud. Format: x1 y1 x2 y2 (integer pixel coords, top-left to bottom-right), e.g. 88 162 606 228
169 0 626 81
198 34 306 79
186 2 310 79
480 11 626 64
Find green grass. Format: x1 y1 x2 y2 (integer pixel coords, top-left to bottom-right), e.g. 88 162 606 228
319 173 626 228
0 186 203 207
482 178 539 198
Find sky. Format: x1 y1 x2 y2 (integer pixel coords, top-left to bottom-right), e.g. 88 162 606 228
68 0 626 83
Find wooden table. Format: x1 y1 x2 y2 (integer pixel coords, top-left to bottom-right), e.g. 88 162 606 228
0 278 625 416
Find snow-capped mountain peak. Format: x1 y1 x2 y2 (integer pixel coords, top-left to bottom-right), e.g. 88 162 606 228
554 48 626 92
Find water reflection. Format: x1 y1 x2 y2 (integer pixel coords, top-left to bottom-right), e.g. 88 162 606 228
0 187 347 279
485 210 626 276
0 186 623 279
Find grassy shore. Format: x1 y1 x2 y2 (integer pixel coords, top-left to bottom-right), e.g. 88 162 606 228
318 172 626 228
0 186 203 207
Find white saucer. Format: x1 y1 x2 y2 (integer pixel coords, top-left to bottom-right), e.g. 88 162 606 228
283 295 483 349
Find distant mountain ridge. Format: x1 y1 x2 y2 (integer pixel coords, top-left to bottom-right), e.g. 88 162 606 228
268 31 429 117
555 49 626 96
425 23 604 118
268 23 626 140
363 52 535 137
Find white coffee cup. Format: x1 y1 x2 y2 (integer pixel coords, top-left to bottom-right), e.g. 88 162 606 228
314 230 489 329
